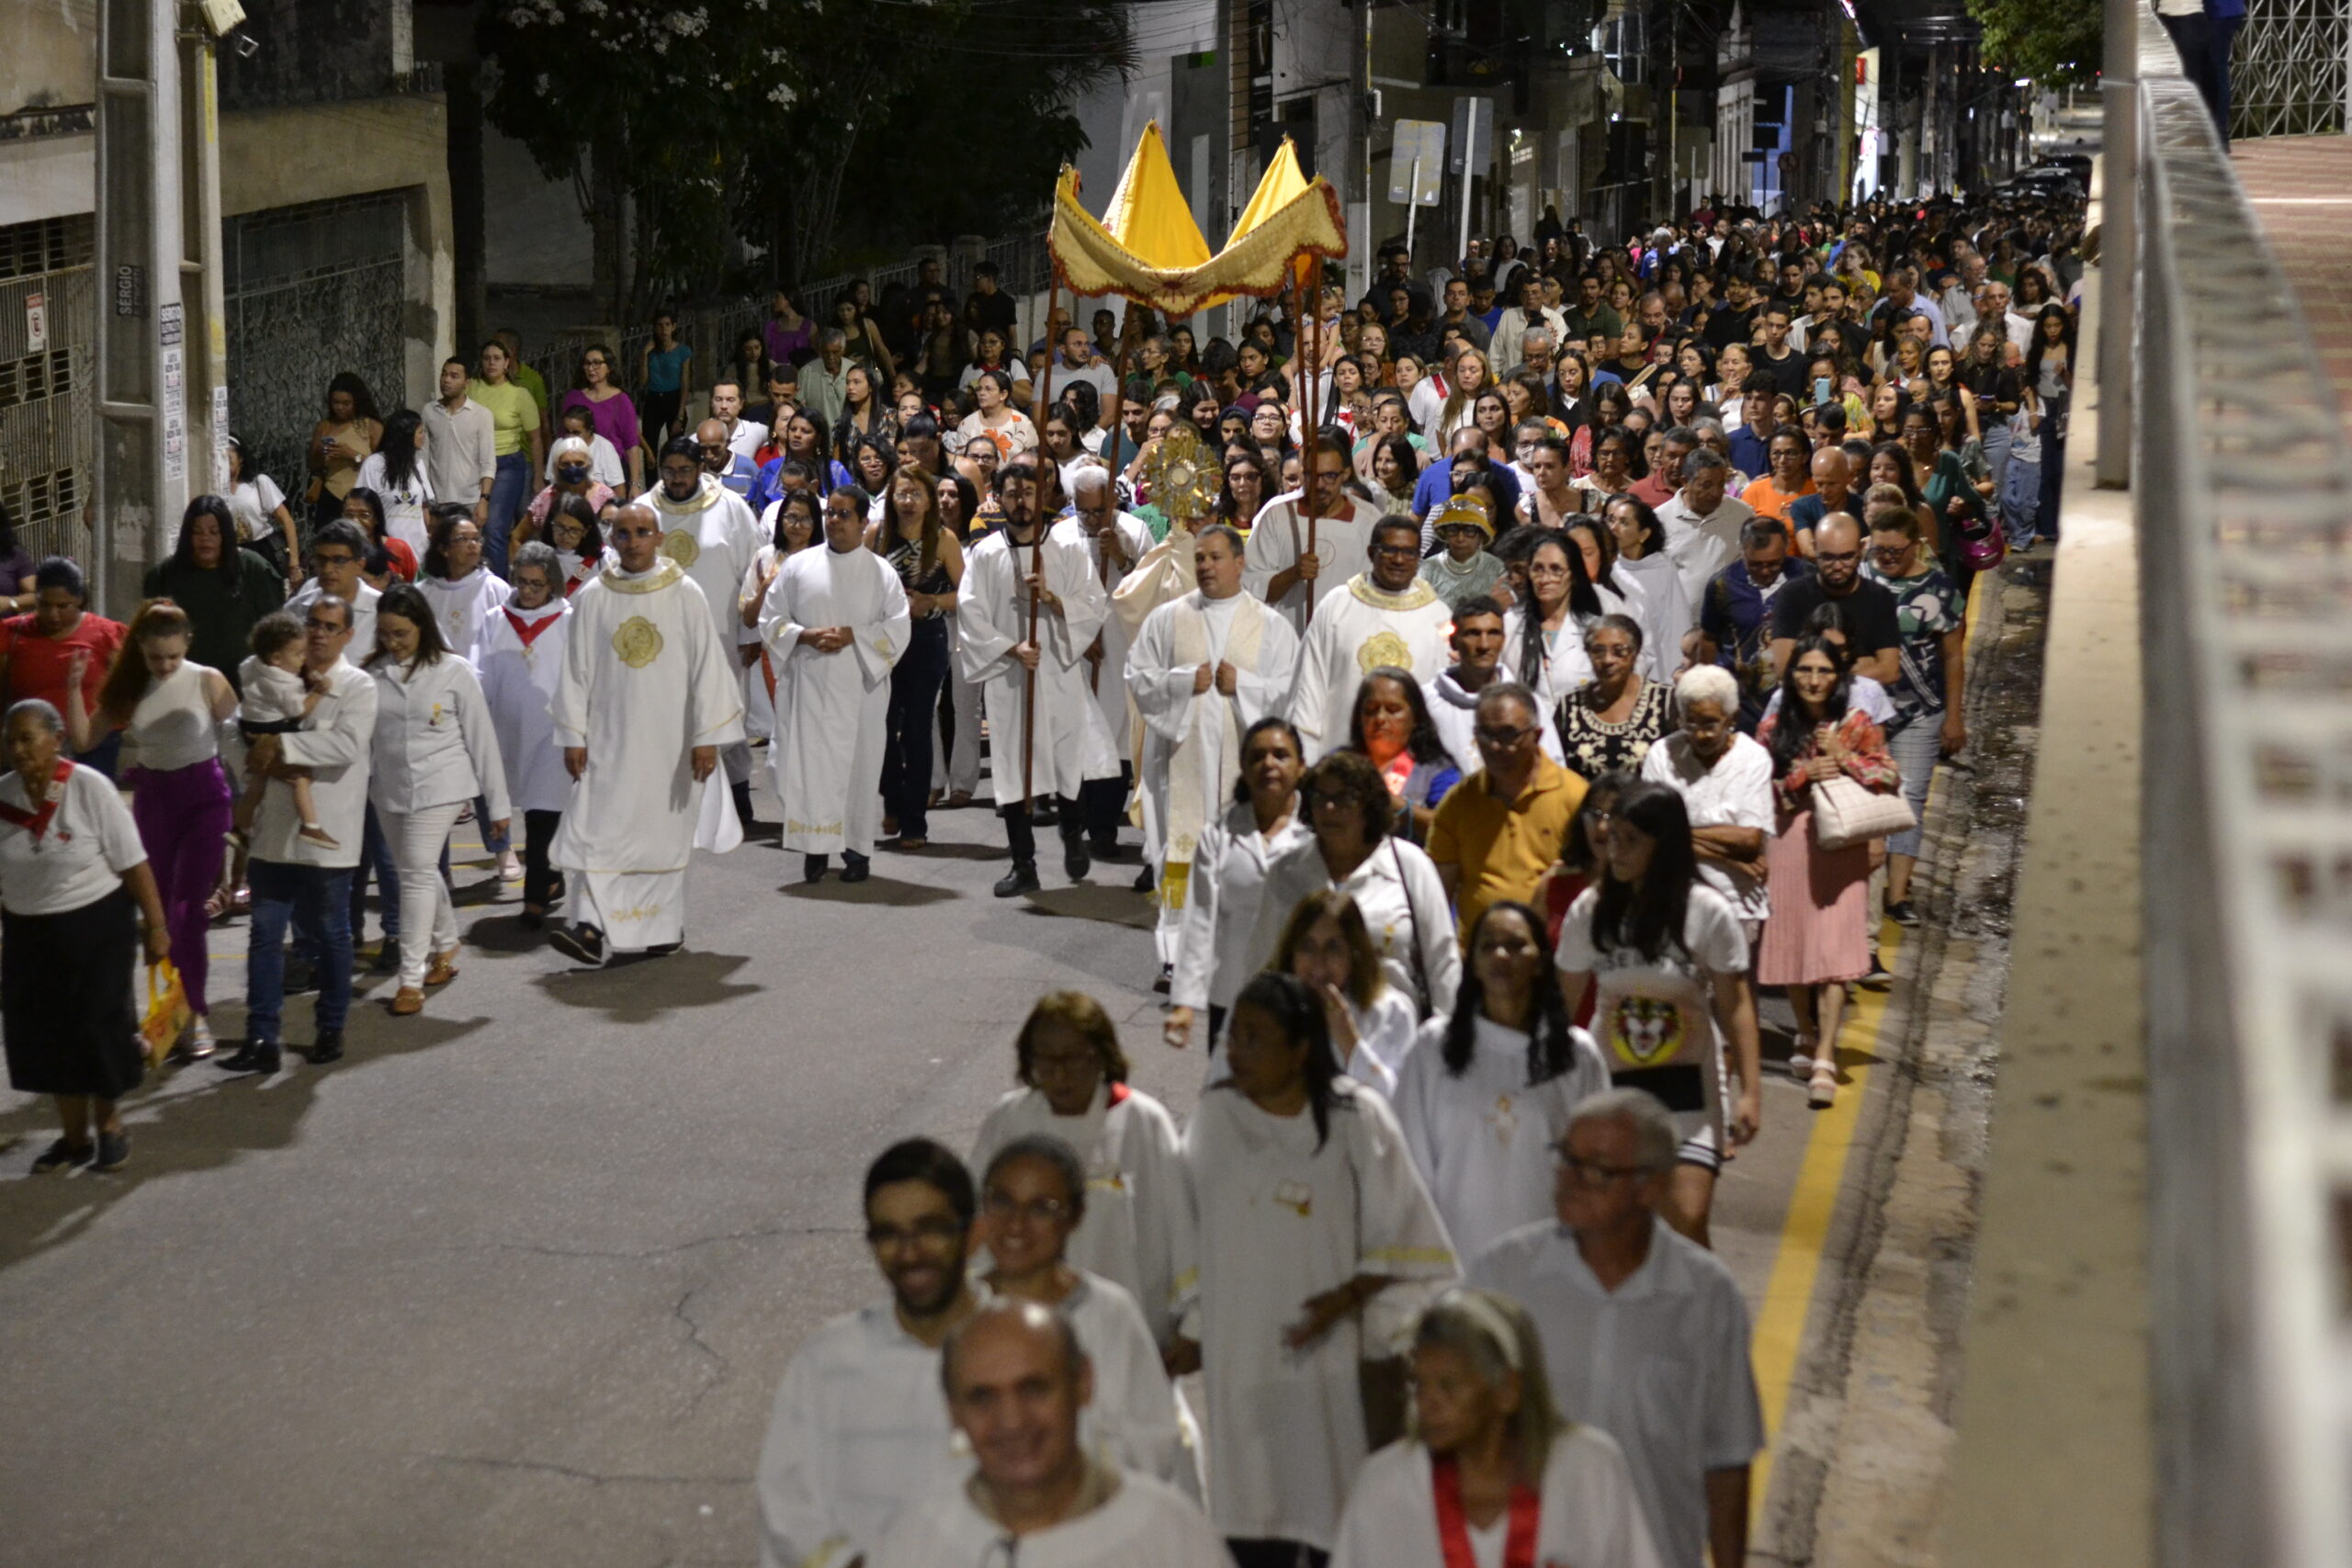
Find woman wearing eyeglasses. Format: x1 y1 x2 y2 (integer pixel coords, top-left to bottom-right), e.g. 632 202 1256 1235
556 343 643 495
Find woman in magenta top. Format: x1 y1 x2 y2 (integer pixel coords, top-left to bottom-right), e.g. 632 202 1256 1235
556 344 644 494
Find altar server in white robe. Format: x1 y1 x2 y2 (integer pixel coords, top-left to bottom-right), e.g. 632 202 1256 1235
639 435 767 828
870 1300 1228 1568
957 459 1122 897
1395 901 1611 1263
1069 468 1156 784
758 1139 985 1568
470 542 572 929
975 1133 1201 1496
547 503 744 965
1244 435 1389 634
1126 524 1299 973
758 483 910 883
970 990 1191 1348
1330 1289 1663 1568
1290 516 1456 759
1170 971 1459 1559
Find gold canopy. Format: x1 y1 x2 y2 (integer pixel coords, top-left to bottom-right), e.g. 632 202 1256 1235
1048 123 1346 314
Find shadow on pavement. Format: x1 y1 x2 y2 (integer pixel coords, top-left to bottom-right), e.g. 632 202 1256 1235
530 950 762 1023
778 876 958 907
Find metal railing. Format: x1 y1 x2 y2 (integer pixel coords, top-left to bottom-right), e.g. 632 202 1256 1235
2131 4 2352 1564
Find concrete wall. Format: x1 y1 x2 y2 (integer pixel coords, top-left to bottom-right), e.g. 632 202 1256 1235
482 123 592 288
220 94 454 407
1 0 96 118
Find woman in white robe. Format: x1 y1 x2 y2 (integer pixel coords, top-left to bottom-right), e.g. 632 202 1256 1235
1330 1289 1662 1568
1174 971 1458 1559
1394 901 1611 1265
470 542 572 928
970 992 1190 1349
975 1126 1202 1498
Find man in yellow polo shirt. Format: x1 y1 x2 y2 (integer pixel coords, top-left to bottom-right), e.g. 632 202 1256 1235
1426 680 1586 936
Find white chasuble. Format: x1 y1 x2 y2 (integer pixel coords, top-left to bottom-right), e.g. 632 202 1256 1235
1242 491 1385 633
1180 1082 1458 1550
957 519 1122 807
758 544 910 858
1127 589 1298 924
1289 574 1456 759
549 561 746 951
1329 1434 1666 1568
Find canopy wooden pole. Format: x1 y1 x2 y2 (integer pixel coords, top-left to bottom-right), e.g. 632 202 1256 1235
1021 281 1063 813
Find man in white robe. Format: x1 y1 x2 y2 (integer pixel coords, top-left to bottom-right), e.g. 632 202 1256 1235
1125 523 1298 976
957 459 1123 897
1069 468 1156 859
869 1300 1227 1568
759 486 910 883
757 1140 984 1568
1290 516 1457 759
1242 434 1387 633
638 435 767 830
548 502 745 965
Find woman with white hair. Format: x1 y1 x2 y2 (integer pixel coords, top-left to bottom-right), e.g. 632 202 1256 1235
0 698 172 1172
1330 1287 1663 1568
1640 664 1775 946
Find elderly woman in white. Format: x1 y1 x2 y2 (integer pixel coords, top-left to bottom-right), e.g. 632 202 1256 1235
471 541 571 930
365 582 509 1017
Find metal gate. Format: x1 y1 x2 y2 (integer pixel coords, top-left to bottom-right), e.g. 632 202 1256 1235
2233 0 2350 140
224 194 409 502
0 216 96 565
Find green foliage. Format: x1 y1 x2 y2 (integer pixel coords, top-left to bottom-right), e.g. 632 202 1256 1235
1969 0 2103 86
480 0 1136 315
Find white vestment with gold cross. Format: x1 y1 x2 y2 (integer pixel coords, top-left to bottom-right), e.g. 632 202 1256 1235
639 474 765 784
1287 573 1455 759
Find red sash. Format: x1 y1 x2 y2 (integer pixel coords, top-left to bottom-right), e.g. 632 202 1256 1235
1431 1454 1540 1568
1107 1082 1130 1108
0 760 74 843
503 607 562 648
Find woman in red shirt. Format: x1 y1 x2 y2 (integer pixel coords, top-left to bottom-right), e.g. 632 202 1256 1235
0 557 127 774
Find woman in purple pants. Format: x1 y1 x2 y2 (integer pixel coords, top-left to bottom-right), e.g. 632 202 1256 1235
66 601 240 1061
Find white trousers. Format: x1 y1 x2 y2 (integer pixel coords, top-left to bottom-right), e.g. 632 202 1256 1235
379 799 464 989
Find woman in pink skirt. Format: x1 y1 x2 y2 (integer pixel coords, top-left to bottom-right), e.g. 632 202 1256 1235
1756 637 1900 1109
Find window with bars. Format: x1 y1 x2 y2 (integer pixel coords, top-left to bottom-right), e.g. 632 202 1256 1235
0 217 96 285
0 350 74 411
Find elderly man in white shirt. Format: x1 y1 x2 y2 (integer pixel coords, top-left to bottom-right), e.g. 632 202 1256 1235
757 1140 987 1568
1654 449 1758 610
220 591 379 1076
1469 1089 1765 1568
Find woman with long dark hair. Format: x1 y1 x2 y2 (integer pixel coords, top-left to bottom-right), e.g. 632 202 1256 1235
1175 965 1456 1566
1755 635 1899 1109
868 462 963 850
304 371 384 531
356 408 436 558
1396 900 1609 1258
1553 778 1761 1246
142 492 286 686
338 487 416 581
1501 533 1604 711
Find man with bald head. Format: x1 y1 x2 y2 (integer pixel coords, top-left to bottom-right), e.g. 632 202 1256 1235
547 499 746 966
695 415 759 501
1764 513 1901 685
1784 446 1856 558
868 1298 1228 1568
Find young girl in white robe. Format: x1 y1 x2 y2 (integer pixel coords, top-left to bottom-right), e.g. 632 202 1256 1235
1175 970 1458 1562
1271 886 1420 1096
1329 1289 1663 1568
969 991 1191 1348
1394 901 1612 1265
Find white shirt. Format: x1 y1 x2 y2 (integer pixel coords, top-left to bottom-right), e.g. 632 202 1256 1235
124 660 223 774
243 657 379 868
417 568 513 664
287 579 382 660
1331 1432 1666 1568
1640 731 1776 924
1654 492 1757 609
1170 801 1316 1012
1423 664 1564 773
755 1302 969 1568
0 761 147 915
365 652 511 818
724 417 770 460
1250 835 1462 1019
226 474 288 544
1468 1219 1766 1568
470 601 573 814
422 396 498 506
355 451 436 558
543 433 626 489
872 1467 1227 1568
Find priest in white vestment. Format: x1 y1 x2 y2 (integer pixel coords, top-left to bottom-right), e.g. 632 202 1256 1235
1243 438 1388 634
638 435 767 827
547 503 745 964
1126 523 1299 974
758 1139 987 1568
869 1301 1228 1568
1290 517 1457 759
758 485 910 882
957 460 1122 896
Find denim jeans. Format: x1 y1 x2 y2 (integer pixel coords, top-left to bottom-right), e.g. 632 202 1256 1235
1884 716 1942 860
246 859 355 1043
485 452 531 577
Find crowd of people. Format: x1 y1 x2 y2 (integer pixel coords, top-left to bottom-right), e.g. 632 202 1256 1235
0 182 2079 1565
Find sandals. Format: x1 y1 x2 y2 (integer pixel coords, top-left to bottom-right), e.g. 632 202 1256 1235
1808 1059 1839 1109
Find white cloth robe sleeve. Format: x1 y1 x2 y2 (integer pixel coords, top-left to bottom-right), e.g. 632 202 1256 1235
955 527 1104 679
1070 1272 1200 1496
755 1348 855 1568
1126 596 1299 744
1346 1080 1463 1354
1329 1434 1666 1568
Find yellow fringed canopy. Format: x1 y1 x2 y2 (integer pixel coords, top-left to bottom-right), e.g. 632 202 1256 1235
1049 123 1346 314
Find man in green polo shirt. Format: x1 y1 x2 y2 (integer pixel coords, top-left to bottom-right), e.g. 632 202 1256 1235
1426 681 1587 937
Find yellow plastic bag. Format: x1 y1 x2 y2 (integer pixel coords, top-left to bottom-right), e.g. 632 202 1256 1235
141 961 190 1068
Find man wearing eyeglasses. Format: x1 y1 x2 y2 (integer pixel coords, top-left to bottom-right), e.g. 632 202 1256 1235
1468 1088 1763 1568
285 520 381 654
220 590 377 1075
1763 513 1899 686
1425 682 1586 938
757 1139 985 1568
1287 516 1456 759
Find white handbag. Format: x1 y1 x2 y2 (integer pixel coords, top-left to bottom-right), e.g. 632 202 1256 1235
1811 773 1916 850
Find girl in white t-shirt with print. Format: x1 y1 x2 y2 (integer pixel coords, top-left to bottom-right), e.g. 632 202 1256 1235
1553 778 1761 1249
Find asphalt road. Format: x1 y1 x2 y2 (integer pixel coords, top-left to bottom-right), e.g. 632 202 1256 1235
0 769 1822 1567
